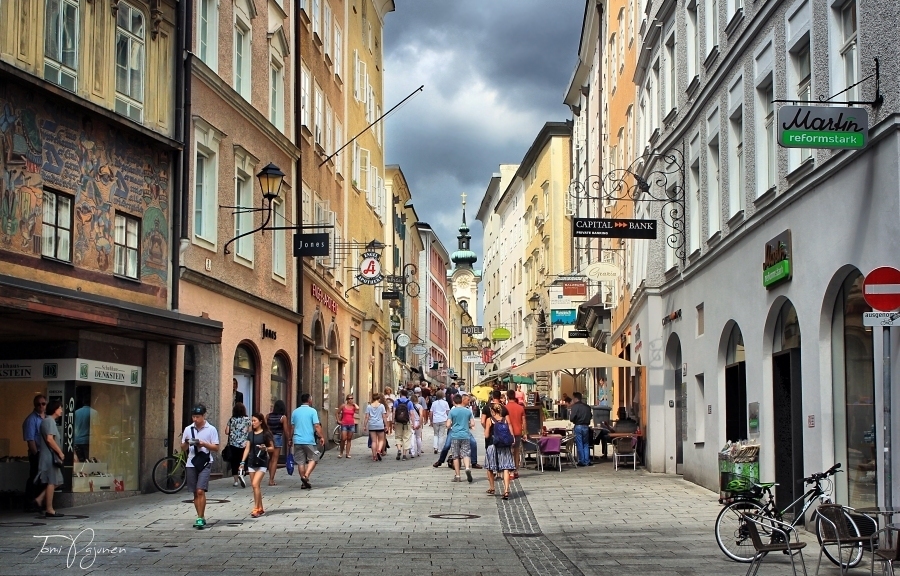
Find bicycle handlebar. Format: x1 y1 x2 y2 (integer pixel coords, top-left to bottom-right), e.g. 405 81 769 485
803 463 841 484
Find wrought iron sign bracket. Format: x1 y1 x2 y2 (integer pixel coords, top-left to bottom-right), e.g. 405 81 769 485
772 57 883 108
220 200 333 255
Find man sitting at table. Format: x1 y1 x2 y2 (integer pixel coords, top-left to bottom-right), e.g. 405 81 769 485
597 407 638 459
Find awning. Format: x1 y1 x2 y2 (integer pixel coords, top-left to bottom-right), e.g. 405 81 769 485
502 375 535 385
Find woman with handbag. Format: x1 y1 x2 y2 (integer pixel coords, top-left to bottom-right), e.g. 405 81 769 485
224 403 250 488
238 413 274 518
362 393 386 461
34 401 66 517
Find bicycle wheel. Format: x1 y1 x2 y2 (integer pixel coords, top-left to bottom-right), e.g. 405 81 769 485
816 510 864 568
332 424 341 446
152 456 186 494
715 500 765 562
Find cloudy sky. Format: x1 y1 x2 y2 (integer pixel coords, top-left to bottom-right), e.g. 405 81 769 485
383 0 585 269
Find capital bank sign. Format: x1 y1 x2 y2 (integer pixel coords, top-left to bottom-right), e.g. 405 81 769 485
572 218 657 239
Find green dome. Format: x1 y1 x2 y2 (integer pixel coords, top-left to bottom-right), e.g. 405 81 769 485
451 249 478 265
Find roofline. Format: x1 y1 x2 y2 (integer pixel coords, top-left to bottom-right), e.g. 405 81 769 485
565 0 602 107
497 121 573 206
475 175 501 223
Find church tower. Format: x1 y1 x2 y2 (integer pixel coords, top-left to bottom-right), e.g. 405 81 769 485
449 194 480 315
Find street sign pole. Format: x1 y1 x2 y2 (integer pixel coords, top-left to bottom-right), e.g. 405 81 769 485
885 325 892 510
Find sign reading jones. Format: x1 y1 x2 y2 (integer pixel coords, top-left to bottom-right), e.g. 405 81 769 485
573 218 657 239
293 233 330 257
778 106 868 150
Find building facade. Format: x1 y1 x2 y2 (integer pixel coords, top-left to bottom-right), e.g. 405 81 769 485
628 0 900 514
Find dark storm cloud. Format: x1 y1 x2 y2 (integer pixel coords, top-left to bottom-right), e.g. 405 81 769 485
384 0 584 265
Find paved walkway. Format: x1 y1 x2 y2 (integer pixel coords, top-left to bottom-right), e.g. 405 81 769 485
0 426 865 575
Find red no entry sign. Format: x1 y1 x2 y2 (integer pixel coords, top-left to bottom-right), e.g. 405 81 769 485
863 267 900 312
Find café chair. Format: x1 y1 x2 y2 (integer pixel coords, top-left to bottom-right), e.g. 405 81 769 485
613 436 637 470
561 433 577 466
815 504 876 576
869 523 900 576
742 512 808 576
538 435 562 472
521 438 539 469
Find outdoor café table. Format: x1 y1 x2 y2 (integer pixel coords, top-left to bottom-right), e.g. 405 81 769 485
859 508 900 547
527 434 563 471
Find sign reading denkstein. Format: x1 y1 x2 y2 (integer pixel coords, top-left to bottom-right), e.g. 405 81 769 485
778 106 868 150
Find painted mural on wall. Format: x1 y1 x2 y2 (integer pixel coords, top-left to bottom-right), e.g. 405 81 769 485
0 83 169 286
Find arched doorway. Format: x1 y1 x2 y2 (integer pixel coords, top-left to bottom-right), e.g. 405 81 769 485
234 344 257 413
831 269 876 507
665 334 683 474
724 323 747 442
312 314 328 431
271 354 289 411
771 300 803 515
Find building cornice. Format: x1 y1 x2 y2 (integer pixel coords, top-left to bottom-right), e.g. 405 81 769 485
180 268 302 323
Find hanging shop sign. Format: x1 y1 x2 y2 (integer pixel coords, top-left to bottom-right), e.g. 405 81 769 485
395 332 410 347
777 106 868 150
0 358 142 386
461 325 484 335
390 316 402 333
311 283 339 314
662 309 682 326
410 344 428 356
584 262 619 281
568 330 590 338
463 355 481 363
573 217 657 239
491 327 511 341
382 290 401 300
562 282 587 296
356 250 383 285
762 230 793 289
550 309 577 324
293 233 330 257
549 291 573 309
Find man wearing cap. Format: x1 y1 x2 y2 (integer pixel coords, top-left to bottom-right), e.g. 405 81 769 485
181 404 220 528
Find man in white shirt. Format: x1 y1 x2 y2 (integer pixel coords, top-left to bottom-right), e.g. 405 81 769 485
430 390 450 454
181 404 219 529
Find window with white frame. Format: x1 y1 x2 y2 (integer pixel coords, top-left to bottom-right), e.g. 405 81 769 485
234 18 251 100
368 166 378 205
272 199 286 279
609 35 616 92
234 171 253 262
41 189 73 262
618 9 624 73
301 64 311 128
756 79 775 195
706 107 721 236
334 24 343 79
325 100 333 154
115 2 145 121
335 120 343 174
689 134 701 253
687 0 699 80
44 0 79 91
197 0 218 71
366 85 375 123
727 0 743 22
193 121 221 246
314 84 324 146
353 143 369 191
312 0 321 40
114 212 140 279
728 103 745 218
790 43 812 166
376 105 382 146
354 51 367 103
270 60 284 131
705 0 719 56
323 2 332 58
665 32 677 113
839 1 858 101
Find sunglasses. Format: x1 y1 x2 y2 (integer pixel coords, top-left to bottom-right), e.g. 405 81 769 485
39 402 47 406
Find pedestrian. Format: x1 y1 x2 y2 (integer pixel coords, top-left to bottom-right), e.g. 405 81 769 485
383 387 395 436
504 389 526 477
224 402 250 487
393 390 415 460
430 390 450 454
289 393 324 490
515 384 526 405
239 413 275 518
447 394 475 483
34 401 66 517
569 392 594 466
362 392 386 461
22 394 46 513
232 378 244 406
480 390 508 450
181 404 219 529
409 393 423 457
484 403 516 499
266 400 288 485
336 394 359 458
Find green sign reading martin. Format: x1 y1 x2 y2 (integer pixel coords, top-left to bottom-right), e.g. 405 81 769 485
764 260 791 287
778 106 868 150
762 230 792 289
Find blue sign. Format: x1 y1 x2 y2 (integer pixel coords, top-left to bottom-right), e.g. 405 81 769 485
550 309 577 325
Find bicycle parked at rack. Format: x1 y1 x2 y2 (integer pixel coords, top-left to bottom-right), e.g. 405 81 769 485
715 463 873 568
152 450 188 494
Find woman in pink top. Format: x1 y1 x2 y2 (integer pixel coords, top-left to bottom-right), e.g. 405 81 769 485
336 394 359 458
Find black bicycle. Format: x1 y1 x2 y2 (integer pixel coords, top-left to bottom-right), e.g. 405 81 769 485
714 463 870 567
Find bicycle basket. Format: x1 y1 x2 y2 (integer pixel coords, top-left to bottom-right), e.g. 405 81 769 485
722 474 762 499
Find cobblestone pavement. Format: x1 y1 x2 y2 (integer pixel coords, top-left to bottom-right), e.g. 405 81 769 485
0 426 864 575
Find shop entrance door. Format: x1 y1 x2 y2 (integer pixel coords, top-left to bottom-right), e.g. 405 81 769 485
725 362 747 442
773 349 804 517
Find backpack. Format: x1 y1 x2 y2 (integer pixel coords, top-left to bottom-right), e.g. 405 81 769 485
492 417 514 448
394 400 410 424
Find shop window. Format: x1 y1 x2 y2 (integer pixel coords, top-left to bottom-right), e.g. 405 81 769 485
832 270 875 507
234 344 256 412
271 354 288 409
114 212 140 279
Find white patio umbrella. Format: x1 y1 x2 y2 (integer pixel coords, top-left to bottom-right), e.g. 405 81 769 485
510 342 641 377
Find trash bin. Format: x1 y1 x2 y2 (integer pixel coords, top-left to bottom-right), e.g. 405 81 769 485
592 406 611 426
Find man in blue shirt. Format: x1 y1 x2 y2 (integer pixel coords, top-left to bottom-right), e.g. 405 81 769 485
290 393 324 489
447 394 475 483
22 394 46 512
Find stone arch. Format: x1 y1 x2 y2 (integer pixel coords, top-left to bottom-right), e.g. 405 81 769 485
311 310 327 352
719 321 747 443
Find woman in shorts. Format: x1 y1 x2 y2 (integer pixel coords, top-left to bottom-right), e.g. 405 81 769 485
239 413 274 518
484 403 516 500
336 394 359 458
266 400 288 485
224 403 250 488
362 393 386 461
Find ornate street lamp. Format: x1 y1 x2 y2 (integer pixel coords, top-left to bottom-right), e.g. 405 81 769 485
222 162 287 255
257 162 285 201
528 293 541 313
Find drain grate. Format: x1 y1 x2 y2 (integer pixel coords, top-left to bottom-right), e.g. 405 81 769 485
428 514 480 520
181 499 229 504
